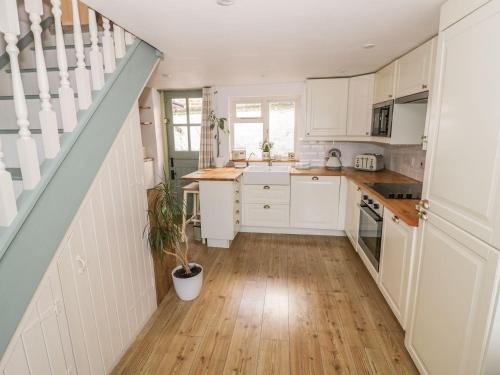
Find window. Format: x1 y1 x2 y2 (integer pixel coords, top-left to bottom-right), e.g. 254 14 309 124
230 98 296 158
170 96 202 152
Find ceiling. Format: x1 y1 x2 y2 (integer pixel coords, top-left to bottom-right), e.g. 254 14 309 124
85 0 446 89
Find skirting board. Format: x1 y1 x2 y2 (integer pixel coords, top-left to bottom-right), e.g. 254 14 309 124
240 226 346 236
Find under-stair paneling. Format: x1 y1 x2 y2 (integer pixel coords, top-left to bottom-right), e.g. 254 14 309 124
0 107 157 374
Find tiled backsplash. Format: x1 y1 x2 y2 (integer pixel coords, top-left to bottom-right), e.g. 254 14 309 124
383 145 426 182
298 141 426 181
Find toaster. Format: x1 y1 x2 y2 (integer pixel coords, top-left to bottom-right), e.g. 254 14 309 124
354 153 384 171
231 148 246 160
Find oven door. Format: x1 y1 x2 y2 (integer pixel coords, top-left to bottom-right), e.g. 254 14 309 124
358 203 383 272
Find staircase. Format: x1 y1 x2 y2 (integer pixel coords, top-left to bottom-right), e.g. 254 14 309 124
0 0 160 363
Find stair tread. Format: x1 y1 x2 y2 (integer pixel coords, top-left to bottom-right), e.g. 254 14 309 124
33 42 101 51
0 93 78 100
6 168 22 181
0 129 63 134
5 66 90 73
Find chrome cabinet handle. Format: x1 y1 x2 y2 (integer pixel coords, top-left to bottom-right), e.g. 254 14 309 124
418 199 430 209
418 211 428 221
263 185 271 190
76 255 86 274
264 205 270 209
392 215 400 224
312 176 319 181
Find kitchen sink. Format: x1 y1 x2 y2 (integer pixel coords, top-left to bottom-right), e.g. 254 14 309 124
243 165 291 185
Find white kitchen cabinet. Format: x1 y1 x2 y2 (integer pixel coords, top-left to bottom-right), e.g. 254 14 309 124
344 179 362 250
243 203 289 227
346 74 375 136
373 61 397 104
200 179 241 248
379 208 417 329
395 38 437 98
290 175 341 230
440 0 492 30
424 0 500 249
305 78 348 138
405 212 500 375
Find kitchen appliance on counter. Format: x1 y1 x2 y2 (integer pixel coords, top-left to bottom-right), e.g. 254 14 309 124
325 148 342 170
358 192 384 273
354 153 384 171
231 148 246 160
368 182 422 199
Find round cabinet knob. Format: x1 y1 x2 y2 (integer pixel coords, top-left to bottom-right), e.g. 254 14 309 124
263 205 271 209
422 84 428 89
392 215 400 224
363 195 368 200
389 94 393 98
373 204 380 209
312 176 319 181
368 199 373 204
236 220 240 224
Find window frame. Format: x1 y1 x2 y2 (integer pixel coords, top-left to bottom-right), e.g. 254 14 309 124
229 96 299 158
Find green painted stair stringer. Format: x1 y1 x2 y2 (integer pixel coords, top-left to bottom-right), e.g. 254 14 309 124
0 39 159 358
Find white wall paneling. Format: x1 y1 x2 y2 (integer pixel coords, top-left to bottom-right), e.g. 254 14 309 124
0 105 157 374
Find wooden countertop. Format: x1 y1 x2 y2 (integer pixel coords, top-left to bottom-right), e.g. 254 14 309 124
182 168 244 181
292 167 420 227
183 167 420 227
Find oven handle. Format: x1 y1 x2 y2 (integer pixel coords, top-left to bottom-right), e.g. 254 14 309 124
358 202 383 222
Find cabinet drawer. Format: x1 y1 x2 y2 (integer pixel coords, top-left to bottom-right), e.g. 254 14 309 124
242 203 289 227
291 175 339 183
243 185 290 204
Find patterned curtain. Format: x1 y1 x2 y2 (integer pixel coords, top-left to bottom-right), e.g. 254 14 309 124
199 87 213 169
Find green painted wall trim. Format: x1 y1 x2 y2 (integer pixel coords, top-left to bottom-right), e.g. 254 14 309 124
0 39 158 358
0 17 54 70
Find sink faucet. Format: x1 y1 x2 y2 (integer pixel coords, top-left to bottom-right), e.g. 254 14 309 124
247 152 256 166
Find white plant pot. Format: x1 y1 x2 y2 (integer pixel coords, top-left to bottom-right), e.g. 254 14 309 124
171 263 203 301
262 151 271 160
214 157 225 168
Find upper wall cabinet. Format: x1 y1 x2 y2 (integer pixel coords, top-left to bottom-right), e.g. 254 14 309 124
305 78 349 138
373 61 397 104
347 74 375 136
395 38 437 99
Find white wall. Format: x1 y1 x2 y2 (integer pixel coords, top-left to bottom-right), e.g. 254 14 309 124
213 81 385 167
0 106 157 375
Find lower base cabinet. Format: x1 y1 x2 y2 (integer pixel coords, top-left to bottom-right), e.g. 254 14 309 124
379 208 417 329
290 175 342 230
345 179 361 249
405 212 500 375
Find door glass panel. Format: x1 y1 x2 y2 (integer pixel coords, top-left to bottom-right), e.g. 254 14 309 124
236 103 262 118
173 126 189 151
172 98 187 124
190 126 201 151
188 98 202 124
234 122 263 156
269 101 295 156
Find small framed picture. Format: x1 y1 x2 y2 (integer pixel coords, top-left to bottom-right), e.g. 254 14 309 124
288 152 296 160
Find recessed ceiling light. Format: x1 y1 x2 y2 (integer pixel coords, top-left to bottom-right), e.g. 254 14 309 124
363 43 376 49
217 0 234 6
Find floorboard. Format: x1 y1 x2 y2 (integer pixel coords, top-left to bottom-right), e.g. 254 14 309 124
111 233 418 375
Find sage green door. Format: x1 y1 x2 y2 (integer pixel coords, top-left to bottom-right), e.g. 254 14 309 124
164 90 203 201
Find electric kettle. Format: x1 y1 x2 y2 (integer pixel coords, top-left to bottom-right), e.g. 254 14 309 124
325 148 342 170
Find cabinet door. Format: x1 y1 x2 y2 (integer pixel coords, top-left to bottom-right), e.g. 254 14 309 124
373 62 396 104
305 79 348 138
346 74 374 136
379 209 416 328
423 0 500 249
290 176 340 229
395 38 437 98
405 212 500 375
344 180 361 249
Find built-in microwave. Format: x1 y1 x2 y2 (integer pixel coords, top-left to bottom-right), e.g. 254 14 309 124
372 99 394 137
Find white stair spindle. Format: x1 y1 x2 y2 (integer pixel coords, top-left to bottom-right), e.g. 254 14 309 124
102 17 116 73
124 31 135 45
88 8 105 90
0 137 17 227
25 0 60 159
50 0 78 133
71 0 92 109
113 23 126 59
4 32 41 190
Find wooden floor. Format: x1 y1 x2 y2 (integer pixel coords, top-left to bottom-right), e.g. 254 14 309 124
111 233 418 374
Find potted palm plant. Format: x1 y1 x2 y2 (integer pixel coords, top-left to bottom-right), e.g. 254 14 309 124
145 177 203 301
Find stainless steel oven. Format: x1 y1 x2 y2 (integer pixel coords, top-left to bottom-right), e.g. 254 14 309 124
372 99 394 137
358 193 384 272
